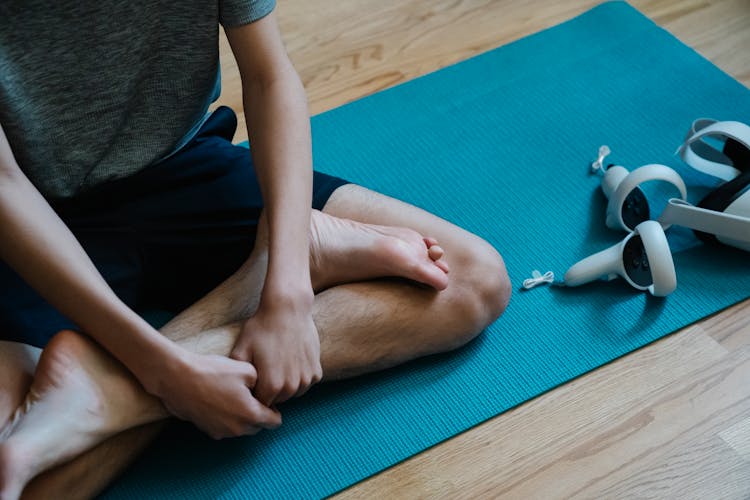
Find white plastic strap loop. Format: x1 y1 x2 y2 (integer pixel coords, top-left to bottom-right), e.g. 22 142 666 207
678 119 750 181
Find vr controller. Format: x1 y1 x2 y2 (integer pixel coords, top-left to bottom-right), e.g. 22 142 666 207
563 220 677 296
560 119 750 296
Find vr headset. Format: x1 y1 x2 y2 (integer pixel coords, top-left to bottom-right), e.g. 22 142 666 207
525 119 750 296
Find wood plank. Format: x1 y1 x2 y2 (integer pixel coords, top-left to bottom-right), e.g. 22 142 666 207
720 415 750 462
702 298 750 350
588 435 750 500
335 329 747 498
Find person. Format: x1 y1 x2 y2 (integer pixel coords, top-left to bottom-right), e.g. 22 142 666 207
0 0 511 497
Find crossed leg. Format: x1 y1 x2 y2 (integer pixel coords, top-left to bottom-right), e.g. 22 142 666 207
0 185 511 499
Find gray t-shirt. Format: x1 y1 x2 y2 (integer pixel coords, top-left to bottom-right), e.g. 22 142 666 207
0 0 275 200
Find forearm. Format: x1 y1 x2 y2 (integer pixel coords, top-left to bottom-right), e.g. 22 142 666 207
242 64 313 301
0 130 177 389
222 13 323 407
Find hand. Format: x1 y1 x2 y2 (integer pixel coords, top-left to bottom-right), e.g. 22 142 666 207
230 293 322 407
156 349 282 439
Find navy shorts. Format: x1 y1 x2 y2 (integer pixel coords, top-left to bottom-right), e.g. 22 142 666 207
0 106 349 348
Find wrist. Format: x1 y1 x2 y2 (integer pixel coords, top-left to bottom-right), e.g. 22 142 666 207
264 207 312 283
260 282 314 314
126 330 187 398
266 250 311 289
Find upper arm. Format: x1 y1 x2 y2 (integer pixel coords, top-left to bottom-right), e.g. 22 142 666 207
224 10 296 85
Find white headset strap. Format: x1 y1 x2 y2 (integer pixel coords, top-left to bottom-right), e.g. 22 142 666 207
677 119 750 181
659 198 750 243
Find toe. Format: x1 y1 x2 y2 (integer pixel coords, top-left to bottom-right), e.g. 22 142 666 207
428 244 444 261
427 245 450 274
417 263 450 290
434 258 450 274
424 236 439 247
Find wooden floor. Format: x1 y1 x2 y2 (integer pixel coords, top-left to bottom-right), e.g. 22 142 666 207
214 1 750 498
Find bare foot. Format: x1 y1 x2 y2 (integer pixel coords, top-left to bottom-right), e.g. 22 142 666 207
308 210 450 291
0 330 165 500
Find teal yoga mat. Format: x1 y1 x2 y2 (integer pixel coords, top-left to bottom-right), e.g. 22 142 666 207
104 2 750 498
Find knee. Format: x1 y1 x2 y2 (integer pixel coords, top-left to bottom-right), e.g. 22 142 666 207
446 238 511 346
463 240 512 329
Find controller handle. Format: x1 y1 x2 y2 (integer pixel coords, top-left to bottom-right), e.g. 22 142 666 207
563 241 622 286
563 220 676 296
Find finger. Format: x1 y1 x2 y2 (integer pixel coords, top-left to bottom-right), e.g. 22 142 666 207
252 401 283 429
224 354 259 387
207 422 245 440
229 346 247 362
242 426 262 436
243 363 258 388
274 374 301 405
229 331 253 362
256 376 281 408
294 381 312 399
294 368 322 399
273 386 297 405
223 420 263 438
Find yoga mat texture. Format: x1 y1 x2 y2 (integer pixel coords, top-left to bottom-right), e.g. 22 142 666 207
105 2 750 498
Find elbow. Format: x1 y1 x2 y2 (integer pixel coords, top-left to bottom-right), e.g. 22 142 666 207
0 162 27 196
242 60 307 104
0 161 22 186
0 124 23 183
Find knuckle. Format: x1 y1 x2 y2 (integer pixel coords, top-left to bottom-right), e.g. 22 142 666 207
311 368 323 385
267 379 284 394
230 343 250 359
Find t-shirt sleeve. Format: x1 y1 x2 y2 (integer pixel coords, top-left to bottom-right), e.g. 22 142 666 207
219 0 276 28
